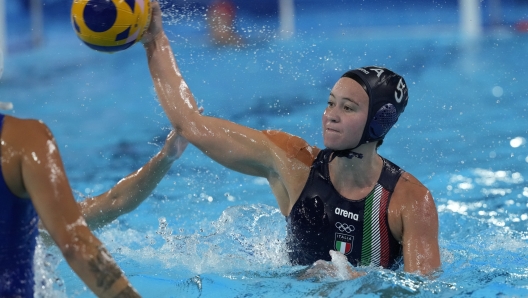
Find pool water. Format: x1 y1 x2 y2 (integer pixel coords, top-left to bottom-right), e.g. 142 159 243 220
2 2 528 297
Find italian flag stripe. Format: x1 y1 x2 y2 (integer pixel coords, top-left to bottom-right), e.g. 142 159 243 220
336 241 350 254
379 188 391 267
361 188 374 265
370 186 383 266
361 184 383 266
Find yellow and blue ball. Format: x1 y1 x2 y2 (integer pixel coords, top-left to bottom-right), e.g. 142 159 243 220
71 0 151 53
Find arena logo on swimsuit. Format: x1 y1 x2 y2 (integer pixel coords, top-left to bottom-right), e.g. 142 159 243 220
335 207 359 221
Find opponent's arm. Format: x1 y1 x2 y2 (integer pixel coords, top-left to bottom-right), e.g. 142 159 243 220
396 174 441 275
17 120 140 297
80 130 187 230
141 2 277 178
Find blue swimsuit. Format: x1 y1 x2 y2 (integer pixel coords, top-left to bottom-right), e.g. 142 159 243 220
286 149 403 268
0 114 39 297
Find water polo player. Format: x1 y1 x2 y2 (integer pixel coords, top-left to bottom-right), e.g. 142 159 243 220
0 44 194 295
140 2 440 277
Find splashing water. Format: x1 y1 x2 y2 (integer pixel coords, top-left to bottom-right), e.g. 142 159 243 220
5 1 528 297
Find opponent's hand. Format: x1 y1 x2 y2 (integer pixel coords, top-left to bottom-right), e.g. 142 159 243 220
141 1 164 45
161 130 188 162
161 107 203 161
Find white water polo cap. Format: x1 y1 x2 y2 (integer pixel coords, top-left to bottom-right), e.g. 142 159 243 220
341 66 408 147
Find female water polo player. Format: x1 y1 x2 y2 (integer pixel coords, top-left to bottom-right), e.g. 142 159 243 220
0 115 141 297
141 2 440 277
0 46 192 296
1 114 189 296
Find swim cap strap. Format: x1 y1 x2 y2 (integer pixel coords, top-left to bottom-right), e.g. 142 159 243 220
329 150 364 162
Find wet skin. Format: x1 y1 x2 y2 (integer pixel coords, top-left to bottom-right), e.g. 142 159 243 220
1 116 140 297
141 1 441 276
2 115 191 296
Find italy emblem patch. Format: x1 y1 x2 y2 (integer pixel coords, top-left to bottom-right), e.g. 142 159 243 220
335 233 353 255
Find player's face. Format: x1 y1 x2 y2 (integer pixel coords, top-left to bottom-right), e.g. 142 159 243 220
322 78 369 150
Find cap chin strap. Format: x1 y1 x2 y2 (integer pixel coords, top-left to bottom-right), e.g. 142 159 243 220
329 149 363 161
329 139 365 162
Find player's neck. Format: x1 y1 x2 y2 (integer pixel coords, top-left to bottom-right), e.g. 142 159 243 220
329 148 382 191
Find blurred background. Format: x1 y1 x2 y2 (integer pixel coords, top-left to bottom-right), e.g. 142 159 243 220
3 0 528 53
1 0 528 297
2 0 528 190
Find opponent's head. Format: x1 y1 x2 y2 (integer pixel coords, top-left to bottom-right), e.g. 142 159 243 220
341 66 408 148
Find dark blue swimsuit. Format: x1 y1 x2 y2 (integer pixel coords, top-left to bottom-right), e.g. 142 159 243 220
0 114 39 297
286 149 403 268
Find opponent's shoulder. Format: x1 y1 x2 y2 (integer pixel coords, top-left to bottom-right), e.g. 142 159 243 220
5 116 51 133
3 116 55 148
262 129 320 166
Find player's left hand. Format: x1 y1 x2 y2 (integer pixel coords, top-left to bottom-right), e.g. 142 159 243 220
299 250 363 280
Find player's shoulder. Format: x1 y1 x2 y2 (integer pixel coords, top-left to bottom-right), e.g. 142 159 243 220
3 116 55 146
262 129 320 166
388 170 437 230
6 115 49 130
394 171 433 202
399 171 427 188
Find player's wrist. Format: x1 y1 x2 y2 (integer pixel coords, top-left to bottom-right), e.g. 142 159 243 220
142 30 165 47
159 147 179 163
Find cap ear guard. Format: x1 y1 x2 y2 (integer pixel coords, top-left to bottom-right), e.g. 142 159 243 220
369 103 398 139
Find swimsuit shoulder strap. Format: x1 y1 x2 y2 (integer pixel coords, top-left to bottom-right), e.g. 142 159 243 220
378 157 404 192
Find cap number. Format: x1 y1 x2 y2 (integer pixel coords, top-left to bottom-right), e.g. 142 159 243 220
395 78 406 103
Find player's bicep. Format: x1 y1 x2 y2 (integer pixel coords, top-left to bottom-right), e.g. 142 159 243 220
401 188 441 275
182 115 278 177
21 122 84 246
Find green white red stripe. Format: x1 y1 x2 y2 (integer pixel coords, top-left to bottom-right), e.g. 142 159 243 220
336 241 351 254
361 184 391 267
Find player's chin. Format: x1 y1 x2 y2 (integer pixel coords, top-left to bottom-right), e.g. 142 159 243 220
324 137 358 151
323 138 343 150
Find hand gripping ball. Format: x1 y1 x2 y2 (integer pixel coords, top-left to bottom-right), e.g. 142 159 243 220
71 0 151 52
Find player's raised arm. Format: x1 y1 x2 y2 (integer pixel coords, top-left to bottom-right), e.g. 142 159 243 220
141 2 280 178
80 130 187 230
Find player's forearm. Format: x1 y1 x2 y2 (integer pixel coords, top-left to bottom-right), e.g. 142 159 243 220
106 151 173 214
82 152 174 230
70 257 139 298
144 33 200 132
403 245 441 276
60 233 140 297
